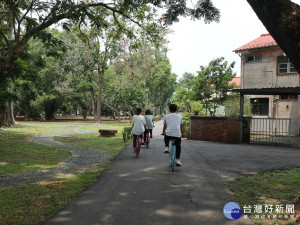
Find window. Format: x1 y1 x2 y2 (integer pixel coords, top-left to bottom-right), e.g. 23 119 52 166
290 95 298 100
251 98 269 116
247 55 262 63
280 95 298 100
278 56 297 74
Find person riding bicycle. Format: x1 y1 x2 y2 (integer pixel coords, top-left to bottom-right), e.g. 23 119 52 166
162 104 183 166
131 108 146 153
144 109 154 143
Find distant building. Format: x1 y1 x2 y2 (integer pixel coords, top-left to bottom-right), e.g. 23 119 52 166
234 34 300 135
229 77 241 88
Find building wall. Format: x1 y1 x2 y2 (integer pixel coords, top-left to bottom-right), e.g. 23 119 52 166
190 117 240 143
242 48 299 88
242 48 300 135
277 97 300 135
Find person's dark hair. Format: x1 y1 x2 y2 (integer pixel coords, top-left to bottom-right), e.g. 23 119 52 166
145 109 151 115
169 104 177 113
136 108 142 115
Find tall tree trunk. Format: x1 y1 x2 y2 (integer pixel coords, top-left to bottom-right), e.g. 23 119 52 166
45 104 55 120
96 69 104 123
0 22 16 127
0 101 16 127
89 87 97 122
8 101 16 125
247 0 300 73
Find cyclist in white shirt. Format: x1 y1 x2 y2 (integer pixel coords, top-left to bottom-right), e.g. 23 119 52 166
162 104 183 166
131 108 146 153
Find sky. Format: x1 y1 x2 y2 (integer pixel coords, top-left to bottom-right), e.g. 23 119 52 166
166 0 300 79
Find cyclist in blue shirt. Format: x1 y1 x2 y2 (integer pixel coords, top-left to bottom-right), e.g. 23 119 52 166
144 109 154 143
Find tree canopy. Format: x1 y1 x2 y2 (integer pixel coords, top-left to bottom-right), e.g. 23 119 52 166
247 0 300 73
0 0 220 85
192 57 236 116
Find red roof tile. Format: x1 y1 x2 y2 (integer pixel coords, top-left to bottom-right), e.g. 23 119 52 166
234 34 278 52
229 77 241 87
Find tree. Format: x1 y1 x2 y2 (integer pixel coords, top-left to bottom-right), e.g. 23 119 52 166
0 0 220 126
172 87 194 112
74 20 123 123
102 40 176 118
192 57 236 116
103 65 146 120
246 0 300 73
178 72 195 90
0 0 220 85
223 94 252 117
147 56 177 114
14 29 79 120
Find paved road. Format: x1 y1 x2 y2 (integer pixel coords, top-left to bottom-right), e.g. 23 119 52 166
44 120 300 225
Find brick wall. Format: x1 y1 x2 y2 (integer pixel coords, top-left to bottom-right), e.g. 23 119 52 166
190 116 240 144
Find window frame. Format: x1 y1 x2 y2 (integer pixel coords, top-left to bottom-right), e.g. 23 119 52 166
246 54 262 63
280 95 298 100
277 56 297 74
251 98 269 116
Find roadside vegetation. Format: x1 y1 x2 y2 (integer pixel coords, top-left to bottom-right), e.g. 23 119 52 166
0 130 70 176
228 168 300 225
0 121 131 225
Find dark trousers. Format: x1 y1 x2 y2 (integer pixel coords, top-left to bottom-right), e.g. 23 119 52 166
164 135 181 159
133 134 143 148
143 129 153 142
149 129 152 137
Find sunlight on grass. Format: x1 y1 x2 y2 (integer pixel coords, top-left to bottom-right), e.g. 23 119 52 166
54 123 132 156
0 120 131 224
0 169 103 225
228 168 300 225
0 131 71 176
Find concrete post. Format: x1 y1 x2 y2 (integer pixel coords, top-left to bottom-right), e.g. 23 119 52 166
239 93 245 143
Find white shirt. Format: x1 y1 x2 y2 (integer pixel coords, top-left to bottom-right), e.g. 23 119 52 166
131 115 146 135
163 113 183 137
145 115 154 129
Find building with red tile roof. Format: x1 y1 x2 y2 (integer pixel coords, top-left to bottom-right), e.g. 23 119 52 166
229 77 241 88
234 34 278 52
232 33 300 136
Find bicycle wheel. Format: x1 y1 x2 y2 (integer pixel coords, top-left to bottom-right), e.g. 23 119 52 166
135 136 141 158
169 141 175 173
146 132 150 149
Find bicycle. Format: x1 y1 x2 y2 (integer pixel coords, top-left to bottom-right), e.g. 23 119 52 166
145 130 150 149
161 134 176 173
169 139 176 173
135 135 142 158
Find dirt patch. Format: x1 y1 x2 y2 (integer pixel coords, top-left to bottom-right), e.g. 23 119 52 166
47 182 68 189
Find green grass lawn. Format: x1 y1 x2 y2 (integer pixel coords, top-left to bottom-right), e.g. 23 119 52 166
0 121 131 225
227 168 300 225
0 131 71 176
0 169 105 225
54 123 132 156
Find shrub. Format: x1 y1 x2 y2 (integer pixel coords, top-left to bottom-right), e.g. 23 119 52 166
154 115 162 121
122 126 132 142
182 113 192 139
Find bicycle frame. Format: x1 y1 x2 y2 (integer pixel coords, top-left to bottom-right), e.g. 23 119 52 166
169 139 176 173
135 135 141 158
146 131 150 149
